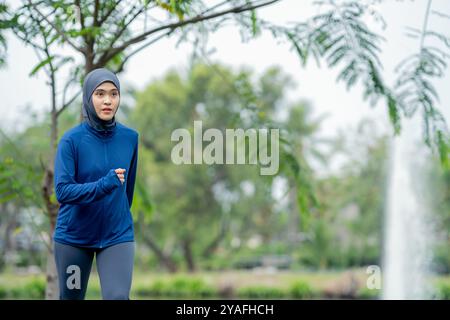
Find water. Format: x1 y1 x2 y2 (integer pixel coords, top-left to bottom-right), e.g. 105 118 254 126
382 115 434 299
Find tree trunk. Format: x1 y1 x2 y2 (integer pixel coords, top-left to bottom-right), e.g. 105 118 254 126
137 209 178 272
182 238 196 272
0 203 17 271
45 241 59 299
80 53 95 122
202 217 228 258
43 107 60 299
141 232 178 273
42 163 60 299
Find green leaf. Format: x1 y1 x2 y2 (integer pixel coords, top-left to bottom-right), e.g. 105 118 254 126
387 94 401 135
437 130 449 169
286 32 307 66
250 9 258 37
29 56 54 77
0 192 16 203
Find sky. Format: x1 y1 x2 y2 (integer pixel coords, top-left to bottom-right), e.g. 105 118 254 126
1 0 449 153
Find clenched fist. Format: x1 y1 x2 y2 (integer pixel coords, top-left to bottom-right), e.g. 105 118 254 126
115 168 126 184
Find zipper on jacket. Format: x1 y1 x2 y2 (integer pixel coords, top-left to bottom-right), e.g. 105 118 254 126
99 140 108 248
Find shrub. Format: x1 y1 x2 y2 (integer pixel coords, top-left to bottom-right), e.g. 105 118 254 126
2 278 45 299
289 281 315 299
437 283 450 300
237 286 286 299
135 276 216 298
356 287 380 300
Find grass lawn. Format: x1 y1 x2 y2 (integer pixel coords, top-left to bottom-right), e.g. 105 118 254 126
1 269 449 299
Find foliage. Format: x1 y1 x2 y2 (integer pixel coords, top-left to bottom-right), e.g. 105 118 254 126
1 0 448 163
129 63 323 270
135 276 216 298
289 280 315 299
237 286 286 299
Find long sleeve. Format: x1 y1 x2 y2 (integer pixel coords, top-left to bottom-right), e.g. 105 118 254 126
126 137 139 209
54 138 121 205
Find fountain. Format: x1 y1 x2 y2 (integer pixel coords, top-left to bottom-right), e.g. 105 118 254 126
382 114 434 299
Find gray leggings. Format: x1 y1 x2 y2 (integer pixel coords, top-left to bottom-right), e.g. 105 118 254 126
54 241 134 300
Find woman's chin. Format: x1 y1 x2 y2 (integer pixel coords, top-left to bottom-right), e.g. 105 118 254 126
99 115 114 121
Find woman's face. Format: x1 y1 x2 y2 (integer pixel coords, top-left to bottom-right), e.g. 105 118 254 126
91 82 120 121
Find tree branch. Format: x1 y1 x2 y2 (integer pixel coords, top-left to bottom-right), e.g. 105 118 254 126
113 29 174 73
93 0 100 27
202 218 229 258
95 3 148 66
14 32 45 52
15 5 58 52
74 0 85 31
141 226 178 273
98 0 122 25
56 89 81 118
97 0 280 66
59 75 78 114
198 0 230 16
420 0 433 50
28 0 85 54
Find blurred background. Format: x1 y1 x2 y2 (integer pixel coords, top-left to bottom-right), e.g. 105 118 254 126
0 0 449 299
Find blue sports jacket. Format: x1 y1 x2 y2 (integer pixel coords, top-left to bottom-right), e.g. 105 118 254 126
53 121 139 248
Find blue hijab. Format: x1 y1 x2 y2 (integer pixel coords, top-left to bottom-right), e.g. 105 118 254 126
82 68 121 133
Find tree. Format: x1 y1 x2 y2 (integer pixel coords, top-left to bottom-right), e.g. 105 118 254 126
127 62 327 271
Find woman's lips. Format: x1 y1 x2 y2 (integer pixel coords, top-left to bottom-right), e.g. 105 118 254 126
102 108 112 113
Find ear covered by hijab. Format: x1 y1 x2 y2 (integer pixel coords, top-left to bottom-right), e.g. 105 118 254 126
82 68 120 133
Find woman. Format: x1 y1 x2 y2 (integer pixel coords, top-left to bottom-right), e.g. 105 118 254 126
53 68 139 300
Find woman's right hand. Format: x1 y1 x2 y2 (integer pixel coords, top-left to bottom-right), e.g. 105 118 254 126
115 168 126 184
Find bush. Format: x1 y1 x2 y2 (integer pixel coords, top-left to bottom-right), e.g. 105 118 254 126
138 279 166 296
356 287 380 300
135 276 216 298
289 281 315 299
169 277 214 297
237 286 286 299
0 286 6 299
22 278 45 299
437 283 450 300
1 277 45 299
